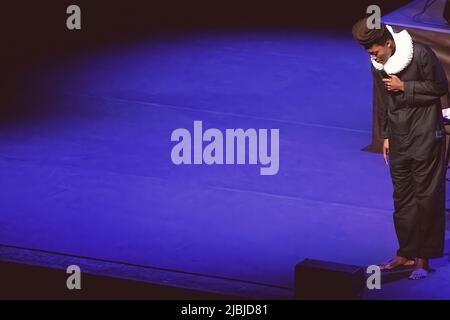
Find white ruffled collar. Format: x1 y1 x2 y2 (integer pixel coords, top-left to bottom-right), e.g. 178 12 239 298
371 25 414 74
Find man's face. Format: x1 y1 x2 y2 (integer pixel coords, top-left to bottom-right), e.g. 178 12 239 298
367 42 392 65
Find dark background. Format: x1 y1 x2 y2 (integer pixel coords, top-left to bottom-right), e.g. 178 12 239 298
2 0 412 99
4 1 412 56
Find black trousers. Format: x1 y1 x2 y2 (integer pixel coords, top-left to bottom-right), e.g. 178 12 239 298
389 135 446 259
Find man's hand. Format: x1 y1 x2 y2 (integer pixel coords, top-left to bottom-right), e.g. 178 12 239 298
383 138 389 166
382 75 404 92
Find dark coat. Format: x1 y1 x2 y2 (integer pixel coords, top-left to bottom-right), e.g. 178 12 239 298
372 42 448 162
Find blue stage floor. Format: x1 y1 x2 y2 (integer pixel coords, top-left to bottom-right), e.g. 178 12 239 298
1 30 449 299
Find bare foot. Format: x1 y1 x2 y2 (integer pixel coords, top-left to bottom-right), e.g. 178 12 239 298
408 268 428 280
379 256 416 271
408 258 429 280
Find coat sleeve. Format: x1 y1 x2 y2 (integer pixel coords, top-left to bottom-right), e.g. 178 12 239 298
403 46 448 107
372 67 390 139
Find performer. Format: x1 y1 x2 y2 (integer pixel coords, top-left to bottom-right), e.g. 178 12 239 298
352 17 448 280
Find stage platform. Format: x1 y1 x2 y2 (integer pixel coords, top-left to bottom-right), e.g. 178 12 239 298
1 30 450 299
